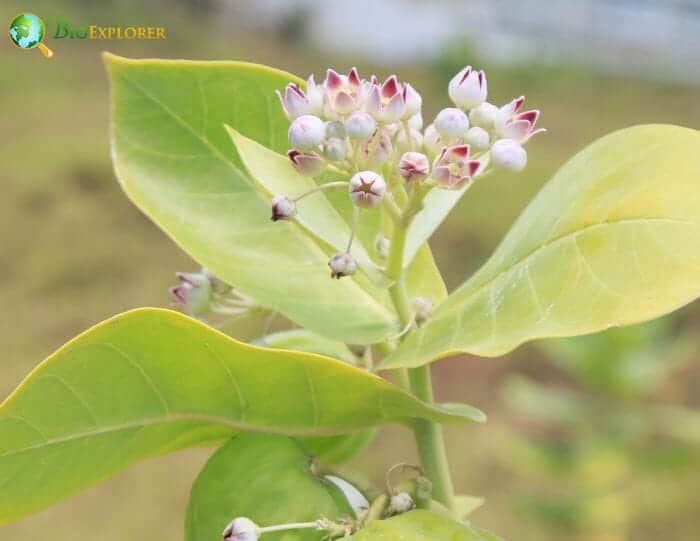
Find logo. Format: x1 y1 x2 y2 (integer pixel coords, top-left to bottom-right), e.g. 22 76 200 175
8 12 54 58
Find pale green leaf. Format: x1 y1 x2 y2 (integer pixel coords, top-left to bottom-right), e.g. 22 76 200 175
349 510 502 541
0 308 481 523
382 125 700 368
104 53 396 344
259 329 357 364
185 434 352 541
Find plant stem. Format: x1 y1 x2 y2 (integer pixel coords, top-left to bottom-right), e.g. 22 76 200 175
384 186 456 512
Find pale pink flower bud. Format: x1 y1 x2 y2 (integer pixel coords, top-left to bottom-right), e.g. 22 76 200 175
323 138 348 161
469 102 499 129
345 111 376 139
328 252 357 279
491 139 527 171
169 270 213 316
276 76 323 120
349 171 386 208
432 144 481 190
423 124 443 156
270 194 296 221
325 120 346 139
288 115 325 150
434 107 469 138
365 75 414 123
322 67 371 120
465 126 490 150
398 151 430 182
358 129 393 168
222 517 260 541
287 149 324 176
448 66 487 110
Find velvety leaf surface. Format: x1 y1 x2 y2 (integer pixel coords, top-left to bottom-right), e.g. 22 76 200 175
105 54 397 344
383 125 700 368
0 309 481 523
186 434 352 541
349 510 502 540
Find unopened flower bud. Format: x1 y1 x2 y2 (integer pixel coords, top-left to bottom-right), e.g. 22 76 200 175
271 194 296 221
374 234 390 260
412 296 433 324
358 130 393 168
402 83 422 118
287 149 324 176
323 138 348 161
329 252 357 279
448 66 487 110
423 124 443 156
222 517 260 541
407 112 423 131
344 111 376 139
465 126 490 150
288 115 325 150
276 76 323 120
169 270 213 316
395 127 423 152
388 492 415 515
325 120 346 140
491 138 527 172
434 107 469 138
469 102 499 129
349 171 386 208
398 151 430 182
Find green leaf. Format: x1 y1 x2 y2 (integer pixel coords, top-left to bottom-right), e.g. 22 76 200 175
186 434 352 541
0 308 481 524
258 329 358 365
382 125 700 368
349 510 502 541
454 494 485 519
104 53 397 344
256 329 375 463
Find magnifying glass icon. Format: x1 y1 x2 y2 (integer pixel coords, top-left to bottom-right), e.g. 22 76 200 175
9 13 54 59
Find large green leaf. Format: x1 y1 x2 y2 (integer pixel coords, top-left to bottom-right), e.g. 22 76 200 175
186 434 352 541
349 510 502 540
382 125 700 368
104 53 397 344
0 308 482 524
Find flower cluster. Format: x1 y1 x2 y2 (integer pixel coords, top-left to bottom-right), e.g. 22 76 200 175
274 65 543 279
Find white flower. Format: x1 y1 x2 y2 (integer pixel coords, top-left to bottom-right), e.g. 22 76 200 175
222 518 260 541
344 111 376 139
288 115 325 150
365 76 421 123
448 66 487 110
423 123 443 156
270 194 296 221
322 67 373 120
465 126 490 150
433 107 469 138
407 112 423 131
328 252 358 279
325 120 346 139
432 144 480 190
494 96 545 143
276 76 323 120
169 270 213 316
357 129 393 168
469 102 499 129
491 138 527 171
349 171 386 208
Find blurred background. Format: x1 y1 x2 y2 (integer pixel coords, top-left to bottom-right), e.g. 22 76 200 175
2 0 700 539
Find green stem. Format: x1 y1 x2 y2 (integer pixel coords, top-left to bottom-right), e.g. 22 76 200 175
384 185 456 511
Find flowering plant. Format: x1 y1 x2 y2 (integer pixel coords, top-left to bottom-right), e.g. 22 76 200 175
0 53 698 541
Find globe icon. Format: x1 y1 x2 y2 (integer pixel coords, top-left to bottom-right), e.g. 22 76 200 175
8 13 53 58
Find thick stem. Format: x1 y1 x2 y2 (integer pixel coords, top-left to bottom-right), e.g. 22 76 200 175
408 366 456 511
384 186 456 511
